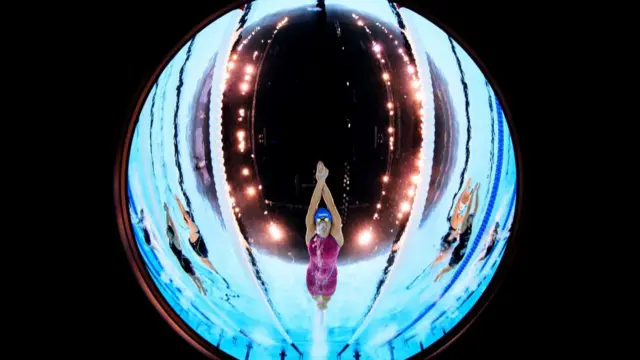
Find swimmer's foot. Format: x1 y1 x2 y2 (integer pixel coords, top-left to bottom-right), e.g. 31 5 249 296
197 281 207 296
434 272 444 282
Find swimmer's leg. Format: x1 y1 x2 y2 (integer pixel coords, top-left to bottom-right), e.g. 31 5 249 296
201 257 217 273
475 252 488 265
434 266 454 282
191 275 207 296
430 249 452 269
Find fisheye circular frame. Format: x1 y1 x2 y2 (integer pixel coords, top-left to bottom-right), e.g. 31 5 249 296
113 1 524 359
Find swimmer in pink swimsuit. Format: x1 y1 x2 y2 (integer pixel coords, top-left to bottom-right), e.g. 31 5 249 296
305 161 345 310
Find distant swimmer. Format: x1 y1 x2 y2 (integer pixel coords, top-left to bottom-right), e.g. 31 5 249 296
174 195 218 274
436 178 476 257
305 161 344 310
474 221 500 265
165 203 207 296
405 181 478 290
434 183 480 282
135 209 157 251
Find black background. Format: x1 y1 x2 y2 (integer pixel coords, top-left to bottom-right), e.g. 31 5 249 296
62 0 586 359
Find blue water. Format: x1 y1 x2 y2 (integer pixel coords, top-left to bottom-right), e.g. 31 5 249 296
125 1 518 359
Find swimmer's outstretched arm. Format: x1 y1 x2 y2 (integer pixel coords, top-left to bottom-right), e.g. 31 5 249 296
165 206 175 229
165 204 181 246
472 184 480 215
175 196 201 243
456 178 473 207
476 235 492 263
175 195 193 224
305 176 326 243
450 179 472 229
461 189 475 224
321 184 344 246
460 184 479 230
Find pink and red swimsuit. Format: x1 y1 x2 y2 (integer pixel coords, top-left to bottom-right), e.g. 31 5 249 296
306 234 341 297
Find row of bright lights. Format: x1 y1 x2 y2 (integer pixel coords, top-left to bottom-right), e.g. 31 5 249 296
224 25 261 220
356 12 397 219
222 18 292 235
353 13 426 236
224 15 426 248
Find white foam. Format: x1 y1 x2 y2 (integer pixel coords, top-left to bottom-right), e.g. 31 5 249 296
310 308 328 359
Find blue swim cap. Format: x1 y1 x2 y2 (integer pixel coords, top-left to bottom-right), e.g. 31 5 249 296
314 207 332 223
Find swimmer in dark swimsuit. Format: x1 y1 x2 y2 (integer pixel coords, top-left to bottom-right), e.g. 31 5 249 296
165 203 207 295
305 161 344 310
474 221 500 265
434 184 480 282
174 195 217 274
430 179 477 268
135 209 157 251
